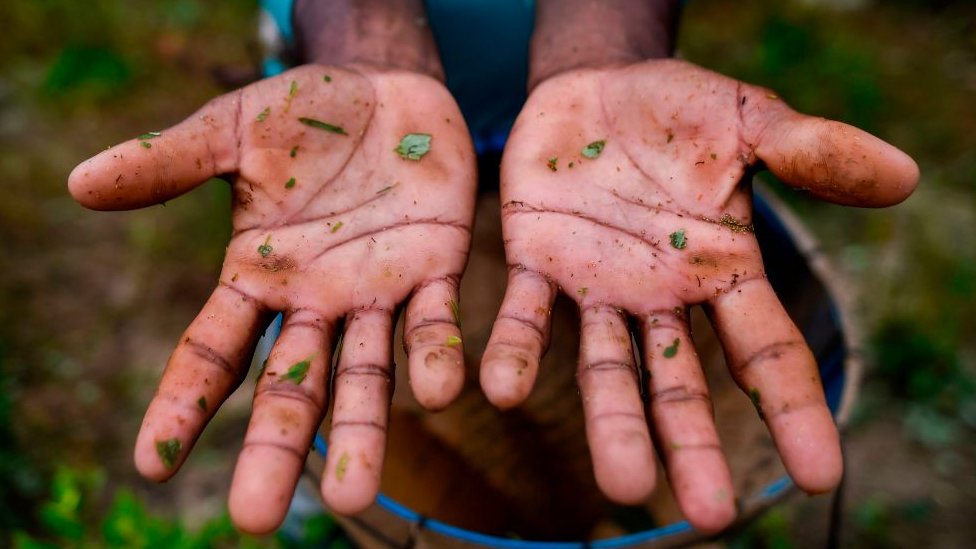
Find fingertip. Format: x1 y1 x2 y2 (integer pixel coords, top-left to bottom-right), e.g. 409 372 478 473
881 147 920 206
412 368 464 411
771 409 843 494
320 452 380 515
133 430 181 483
227 446 296 535
229 510 282 537
67 159 103 210
684 497 737 534
592 439 656 505
599 475 655 506
407 344 465 411
479 353 535 409
791 436 843 495
229 492 286 536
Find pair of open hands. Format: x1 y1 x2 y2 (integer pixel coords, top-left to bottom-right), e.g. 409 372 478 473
68 59 918 535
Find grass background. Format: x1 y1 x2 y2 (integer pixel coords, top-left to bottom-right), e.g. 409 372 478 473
1 0 973 546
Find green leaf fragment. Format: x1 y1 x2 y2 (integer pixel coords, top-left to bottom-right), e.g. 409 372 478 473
323 74 332 83
749 388 765 419
581 140 606 159
336 452 350 481
446 335 462 347
662 338 680 358
197 396 207 412
290 145 298 158
395 133 432 160
288 80 298 98
155 439 182 469
298 117 347 135
138 131 161 140
258 235 273 257
140 141 152 149
547 157 558 171
330 221 343 233
449 299 461 326
284 177 296 189
577 287 588 296
256 106 271 122
281 359 311 384
669 229 687 249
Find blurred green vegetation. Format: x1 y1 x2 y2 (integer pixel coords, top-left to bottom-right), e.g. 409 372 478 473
11 466 351 549
0 0 973 546
0 0 255 540
680 0 976 544
682 0 976 424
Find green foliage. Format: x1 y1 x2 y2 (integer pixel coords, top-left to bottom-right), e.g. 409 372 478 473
851 497 936 548
0 342 43 533
11 466 353 549
42 46 132 99
873 317 973 411
727 508 794 549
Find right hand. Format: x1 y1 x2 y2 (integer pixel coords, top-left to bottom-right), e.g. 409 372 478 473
68 64 477 533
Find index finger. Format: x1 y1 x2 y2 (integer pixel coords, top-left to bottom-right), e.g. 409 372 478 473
67 93 239 210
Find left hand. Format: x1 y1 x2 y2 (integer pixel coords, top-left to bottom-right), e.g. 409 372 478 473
481 58 918 531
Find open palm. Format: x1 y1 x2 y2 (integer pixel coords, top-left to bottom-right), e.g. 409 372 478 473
69 64 476 533
482 59 917 531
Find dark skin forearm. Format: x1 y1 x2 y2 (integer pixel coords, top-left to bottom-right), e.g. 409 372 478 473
293 0 444 81
529 0 680 90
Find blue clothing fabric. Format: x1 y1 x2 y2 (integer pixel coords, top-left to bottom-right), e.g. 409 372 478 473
259 0 687 152
259 0 534 152
425 0 534 153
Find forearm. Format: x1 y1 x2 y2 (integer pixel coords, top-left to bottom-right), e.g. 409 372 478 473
293 0 444 81
529 0 680 89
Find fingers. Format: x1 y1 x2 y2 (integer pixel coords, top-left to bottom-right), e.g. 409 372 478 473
639 309 735 533
321 308 394 514
480 267 557 408
68 94 239 210
134 283 265 481
403 277 464 410
228 309 333 534
751 97 919 207
576 306 656 504
707 278 842 494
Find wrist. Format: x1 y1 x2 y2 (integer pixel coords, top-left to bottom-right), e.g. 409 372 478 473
529 0 680 90
293 0 444 81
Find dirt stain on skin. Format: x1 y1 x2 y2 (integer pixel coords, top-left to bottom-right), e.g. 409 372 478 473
275 408 301 432
259 254 296 272
424 348 455 368
234 188 254 210
688 254 720 268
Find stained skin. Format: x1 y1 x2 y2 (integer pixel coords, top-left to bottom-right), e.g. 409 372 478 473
481 59 918 532
68 64 477 534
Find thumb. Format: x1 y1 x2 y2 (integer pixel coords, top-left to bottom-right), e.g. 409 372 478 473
751 100 919 207
68 91 240 211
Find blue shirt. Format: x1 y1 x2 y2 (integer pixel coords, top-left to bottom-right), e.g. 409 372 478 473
261 0 534 153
